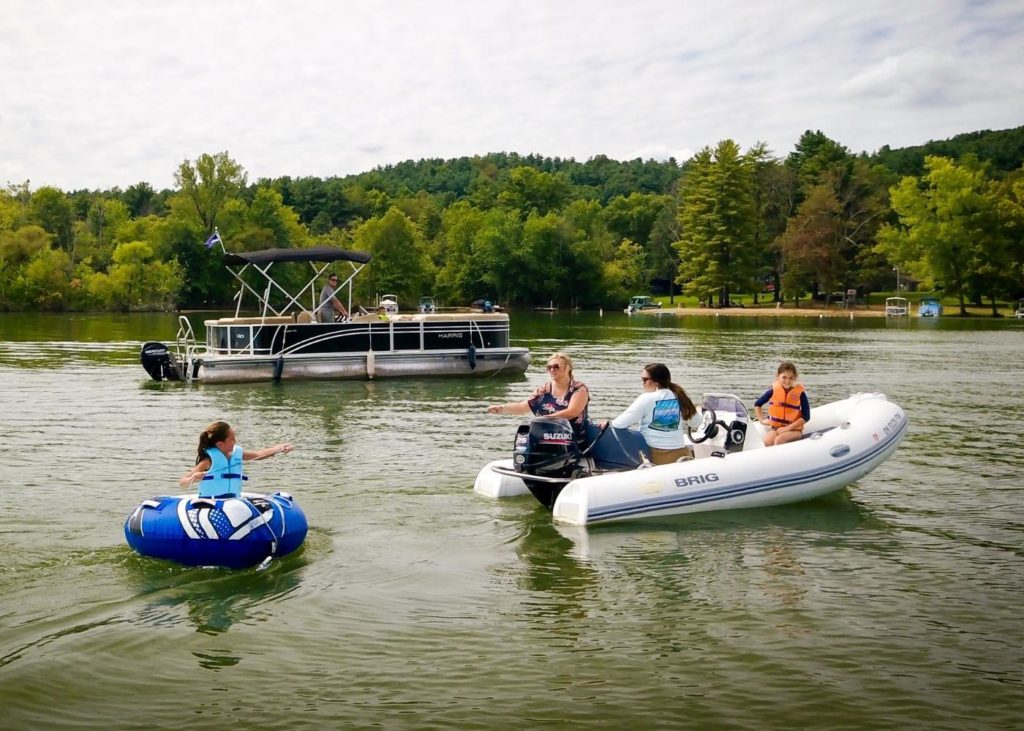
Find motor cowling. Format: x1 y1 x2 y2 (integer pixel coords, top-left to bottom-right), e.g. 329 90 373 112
140 342 182 381
512 417 582 479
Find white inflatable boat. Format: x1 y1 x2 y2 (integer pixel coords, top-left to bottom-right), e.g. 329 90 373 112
474 392 907 526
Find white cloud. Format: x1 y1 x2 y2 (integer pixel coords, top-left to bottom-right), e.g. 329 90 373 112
1 0 1022 190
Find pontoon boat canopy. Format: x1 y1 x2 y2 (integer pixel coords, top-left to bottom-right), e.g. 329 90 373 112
222 247 372 266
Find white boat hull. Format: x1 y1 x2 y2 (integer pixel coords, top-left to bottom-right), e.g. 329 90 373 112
474 394 908 525
197 348 531 383
474 459 529 498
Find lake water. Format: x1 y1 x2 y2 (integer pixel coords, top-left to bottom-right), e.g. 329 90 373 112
1 311 1022 730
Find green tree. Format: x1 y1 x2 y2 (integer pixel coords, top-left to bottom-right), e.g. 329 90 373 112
601 238 647 306
472 209 522 304
164 153 247 307
174 152 247 232
352 208 433 304
0 225 51 264
435 202 486 302
0 186 28 230
120 182 161 218
76 197 131 270
243 187 308 249
497 167 573 216
992 167 1024 299
513 212 574 304
776 184 844 304
787 130 853 193
99 240 183 311
674 140 758 306
750 147 794 302
22 247 72 309
29 186 74 252
877 156 997 315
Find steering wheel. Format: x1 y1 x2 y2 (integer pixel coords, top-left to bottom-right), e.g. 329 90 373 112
687 407 720 444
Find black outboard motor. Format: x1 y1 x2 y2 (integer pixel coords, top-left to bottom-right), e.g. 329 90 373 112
140 342 183 382
512 417 585 509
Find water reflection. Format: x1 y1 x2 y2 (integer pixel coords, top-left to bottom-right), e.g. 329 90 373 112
551 490 884 562
514 512 597 605
121 548 308 640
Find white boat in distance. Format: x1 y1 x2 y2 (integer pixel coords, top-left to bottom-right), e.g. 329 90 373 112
885 297 909 317
624 295 663 314
141 247 530 383
474 392 907 526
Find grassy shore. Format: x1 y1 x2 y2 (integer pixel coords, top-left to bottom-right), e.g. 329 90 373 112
640 303 1020 318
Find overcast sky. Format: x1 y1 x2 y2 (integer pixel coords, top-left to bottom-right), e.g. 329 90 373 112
2 0 1023 191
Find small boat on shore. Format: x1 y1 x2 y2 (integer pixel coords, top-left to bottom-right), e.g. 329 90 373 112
885 297 909 317
124 491 307 569
140 247 530 383
474 392 907 526
625 295 663 315
918 297 943 317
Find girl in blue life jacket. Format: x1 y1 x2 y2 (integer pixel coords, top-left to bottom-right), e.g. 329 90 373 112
179 421 294 497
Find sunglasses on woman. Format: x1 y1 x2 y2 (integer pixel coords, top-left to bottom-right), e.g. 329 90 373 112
546 364 561 371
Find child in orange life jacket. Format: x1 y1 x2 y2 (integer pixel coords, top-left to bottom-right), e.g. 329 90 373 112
753 361 810 447
179 421 294 497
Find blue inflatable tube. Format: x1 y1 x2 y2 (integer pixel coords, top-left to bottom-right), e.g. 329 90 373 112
124 492 308 569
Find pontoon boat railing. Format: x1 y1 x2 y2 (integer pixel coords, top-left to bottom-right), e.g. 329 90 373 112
227 257 367 320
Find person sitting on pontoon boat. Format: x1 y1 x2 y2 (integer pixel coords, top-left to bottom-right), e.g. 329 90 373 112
318 273 349 323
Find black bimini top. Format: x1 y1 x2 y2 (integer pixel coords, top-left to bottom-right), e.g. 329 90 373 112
222 247 372 265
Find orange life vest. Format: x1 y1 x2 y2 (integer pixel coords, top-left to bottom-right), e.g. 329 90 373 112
767 382 805 428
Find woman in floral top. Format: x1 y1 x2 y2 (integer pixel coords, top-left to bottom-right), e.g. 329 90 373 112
487 351 591 446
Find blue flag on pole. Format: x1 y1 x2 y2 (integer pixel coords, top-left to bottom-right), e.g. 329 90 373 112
204 231 222 249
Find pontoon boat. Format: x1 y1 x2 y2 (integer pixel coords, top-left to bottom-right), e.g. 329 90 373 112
140 247 530 383
885 297 909 317
625 296 663 315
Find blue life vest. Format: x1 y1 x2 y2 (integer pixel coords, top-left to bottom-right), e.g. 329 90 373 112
198 445 246 498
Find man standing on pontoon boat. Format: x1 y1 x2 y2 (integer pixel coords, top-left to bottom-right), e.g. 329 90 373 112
318 272 349 323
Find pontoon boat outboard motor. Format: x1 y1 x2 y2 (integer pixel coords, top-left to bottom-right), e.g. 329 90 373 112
512 417 586 509
140 342 183 381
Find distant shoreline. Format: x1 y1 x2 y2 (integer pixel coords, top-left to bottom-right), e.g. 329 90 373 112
616 304 1019 318
636 305 886 318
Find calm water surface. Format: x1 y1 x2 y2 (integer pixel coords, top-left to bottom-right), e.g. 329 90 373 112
1 311 1022 729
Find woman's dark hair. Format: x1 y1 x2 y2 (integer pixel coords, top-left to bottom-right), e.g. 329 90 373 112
645 363 697 421
197 421 231 465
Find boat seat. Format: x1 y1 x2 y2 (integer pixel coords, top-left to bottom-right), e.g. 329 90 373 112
802 426 835 440
294 311 314 323
588 423 651 470
216 316 292 325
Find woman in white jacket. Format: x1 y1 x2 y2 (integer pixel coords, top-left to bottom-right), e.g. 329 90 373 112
606 363 701 465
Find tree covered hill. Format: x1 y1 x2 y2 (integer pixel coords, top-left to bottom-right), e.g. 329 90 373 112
2 124 1022 313
868 124 1024 177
